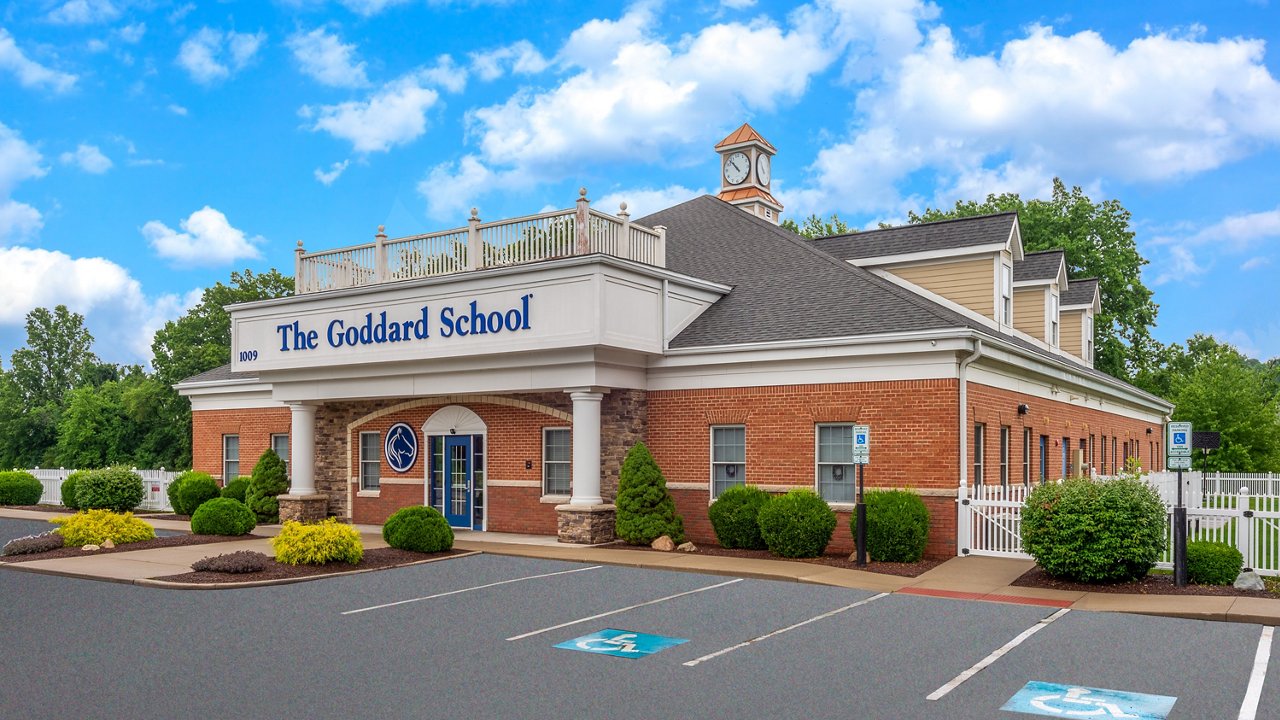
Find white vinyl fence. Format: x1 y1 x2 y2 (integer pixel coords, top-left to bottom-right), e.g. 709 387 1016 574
21 467 183 512
960 472 1280 576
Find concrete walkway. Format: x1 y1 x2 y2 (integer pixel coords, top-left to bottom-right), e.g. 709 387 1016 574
2 508 1277 624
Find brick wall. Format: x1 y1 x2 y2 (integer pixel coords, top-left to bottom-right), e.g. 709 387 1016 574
192 407 292 483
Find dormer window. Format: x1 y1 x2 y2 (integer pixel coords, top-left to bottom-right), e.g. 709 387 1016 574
1001 263 1012 325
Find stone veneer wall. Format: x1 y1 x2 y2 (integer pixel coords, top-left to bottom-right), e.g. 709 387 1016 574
598 389 647 502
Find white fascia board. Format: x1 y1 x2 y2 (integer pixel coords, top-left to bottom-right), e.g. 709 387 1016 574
1060 303 1093 311
1013 278 1053 288
717 139 774 153
176 379 271 396
658 328 972 358
846 243 1005 267
1009 217 1024 262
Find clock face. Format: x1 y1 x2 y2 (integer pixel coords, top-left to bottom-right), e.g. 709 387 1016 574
756 154 770 185
724 152 749 185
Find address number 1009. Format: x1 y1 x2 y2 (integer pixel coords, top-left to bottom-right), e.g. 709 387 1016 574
238 350 258 362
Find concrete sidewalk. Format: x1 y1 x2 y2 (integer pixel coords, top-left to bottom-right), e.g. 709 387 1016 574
3 507 1278 624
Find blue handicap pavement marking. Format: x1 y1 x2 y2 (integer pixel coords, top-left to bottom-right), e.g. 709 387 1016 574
1002 681 1176 719
555 629 689 659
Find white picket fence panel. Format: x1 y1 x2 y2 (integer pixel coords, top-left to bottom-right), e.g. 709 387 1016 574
1203 472 1280 498
18 467 183 512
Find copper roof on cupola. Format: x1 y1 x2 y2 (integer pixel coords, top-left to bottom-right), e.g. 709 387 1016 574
715 123 777 152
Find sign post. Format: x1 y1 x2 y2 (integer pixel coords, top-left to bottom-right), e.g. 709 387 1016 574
852 425 870 567
1167 421 1192 587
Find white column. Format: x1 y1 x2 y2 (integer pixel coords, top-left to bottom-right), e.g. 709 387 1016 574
289 403 318 495
569 391 604 506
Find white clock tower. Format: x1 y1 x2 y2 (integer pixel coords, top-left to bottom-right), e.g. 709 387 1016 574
715 123 783 224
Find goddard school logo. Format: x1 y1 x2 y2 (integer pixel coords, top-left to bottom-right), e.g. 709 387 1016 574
384 423 418 473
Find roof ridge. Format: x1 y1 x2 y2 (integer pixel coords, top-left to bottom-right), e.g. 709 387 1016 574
813 210 1017 243
1022 249 1065 257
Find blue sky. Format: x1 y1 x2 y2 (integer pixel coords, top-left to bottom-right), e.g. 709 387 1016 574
1 0 1278 368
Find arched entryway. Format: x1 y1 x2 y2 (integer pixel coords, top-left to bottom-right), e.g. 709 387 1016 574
423 405 487 529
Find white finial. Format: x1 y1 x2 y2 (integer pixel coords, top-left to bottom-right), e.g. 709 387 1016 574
377 225 385 233
296 240 303 248
470 207 479 218
619 201 628 213
579 187 588 198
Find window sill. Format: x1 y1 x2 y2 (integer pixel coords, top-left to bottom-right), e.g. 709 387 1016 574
540 494 570 504
827 502 857 512
356 489 381 498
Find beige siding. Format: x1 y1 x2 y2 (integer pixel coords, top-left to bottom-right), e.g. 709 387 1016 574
1060 309 1084 360
1013 287 1046 340
891 257 996 319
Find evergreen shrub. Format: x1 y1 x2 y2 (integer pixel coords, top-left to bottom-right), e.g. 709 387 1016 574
75 467 144 512
61 471 89 510
272 518 363 566
382 506 454 553
245 450 289 523
166 472 190 514
176 473 221 516
51 509 155 546
757 488 836 558
0 470 42 506
615 443 684 545
708 485 770 549
190 498 257 536
851 490 931 562
1021 476 1165 583
1187 541 1244 586
220 477 251 503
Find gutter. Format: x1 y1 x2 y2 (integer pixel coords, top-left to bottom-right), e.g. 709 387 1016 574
958 338 984 494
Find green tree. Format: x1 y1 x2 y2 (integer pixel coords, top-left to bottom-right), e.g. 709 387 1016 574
10 305 98 408
781 213 852 239
615 442 684 545
911 179 1157 382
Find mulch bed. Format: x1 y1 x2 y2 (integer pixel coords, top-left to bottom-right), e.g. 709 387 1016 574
597 542 947 578
0 533 252 563
1012 566 1280 598
5 505 74 513
154 547 471 584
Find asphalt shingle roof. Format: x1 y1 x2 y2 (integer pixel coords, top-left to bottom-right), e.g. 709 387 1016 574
1062 277 1100 307
808 212 1016 260
178 364 258 385
1014 250 1065 282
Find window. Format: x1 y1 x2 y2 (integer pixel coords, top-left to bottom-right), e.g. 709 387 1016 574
1112 437 1118 474
1080 438 1087 476
543 428 571 496
1084 315 1094 362
359 431 380 490
1101 435 1107 474
711 426 746 498
817 424 855 503
1062 437 1070 477
271 433 290 478
999 426 1010 486
1039 435 1049 483
1088 435 1096 474
1001 263 1013 325
973 423 985 485
1050 293 1060 347
1022 428 1031 485
222 435 239 480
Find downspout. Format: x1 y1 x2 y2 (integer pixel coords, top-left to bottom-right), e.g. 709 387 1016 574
956 338 984 555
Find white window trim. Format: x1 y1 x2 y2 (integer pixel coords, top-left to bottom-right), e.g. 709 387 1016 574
974 423 985 485
1049 292 1060 347
710 425 746 499
815 423 857 503
1022 427 1031 486
222 434 239 482
359 431 380 490
1001 262 1013 326
542 427 572 498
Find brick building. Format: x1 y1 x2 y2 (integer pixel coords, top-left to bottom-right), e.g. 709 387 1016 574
177 125 1171 557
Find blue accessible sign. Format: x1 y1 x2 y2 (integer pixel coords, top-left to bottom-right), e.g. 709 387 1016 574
1002 682 1176 719
555 629 688 659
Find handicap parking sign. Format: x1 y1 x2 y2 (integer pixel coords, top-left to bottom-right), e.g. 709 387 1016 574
1172 432 1186 446
1002 681 1176 719
555 629 688 659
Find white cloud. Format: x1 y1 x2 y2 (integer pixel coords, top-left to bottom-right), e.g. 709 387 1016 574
1241 256 1271 271
46 0 120 25
1179 206 1280 252
302 61 460 152
470 40 549 81
314 159 349 185
1150 245 1207 286
177 27 266 85
0 123 47 243
168 104 188 116
594 185 707 218
142 206 264 266
721 0 757 8
117 22 146 44
0 28 78 93
59 143 112 174
794 24 1280 217
86 39 108 53
338 0 412 15
286 27 369 88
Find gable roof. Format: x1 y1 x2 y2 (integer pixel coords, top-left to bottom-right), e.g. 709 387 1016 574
808 212 1017 261
1014 250 1066 283
1062 277 1100 308
715 123 777 152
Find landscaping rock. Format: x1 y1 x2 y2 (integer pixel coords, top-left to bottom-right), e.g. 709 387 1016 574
81 544 100 551
1235 570 1266 591
102 539 115 549
677 542 697 552
651 535 676 552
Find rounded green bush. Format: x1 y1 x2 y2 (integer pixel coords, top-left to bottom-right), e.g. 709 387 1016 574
1021 476 1166 583
615 443 684 545
245 450 289 523
220 477 250 503
708 485 771 549
1187 541 1243 586
166 472 190 514
382 506 454 553
757 488 836 558
851 490 930 562
190 497 257 536
176 473 221 516
73 466 144 513
0 471 42 506
60 470 89 511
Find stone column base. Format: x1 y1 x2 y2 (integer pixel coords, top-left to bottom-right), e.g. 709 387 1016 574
278 494 329 523
555 503 616 545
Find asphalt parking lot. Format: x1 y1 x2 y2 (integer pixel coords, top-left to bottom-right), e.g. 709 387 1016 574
0 516 1276 719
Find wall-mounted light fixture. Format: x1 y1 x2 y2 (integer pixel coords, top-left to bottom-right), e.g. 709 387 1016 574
1017 404 1029 415
1146 428 1153 434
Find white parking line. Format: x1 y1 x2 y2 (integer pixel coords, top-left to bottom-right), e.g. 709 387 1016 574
506 578 743 641
682 592 889 667
926 608 1070 701
1239 626 1274 720
341 565 603 615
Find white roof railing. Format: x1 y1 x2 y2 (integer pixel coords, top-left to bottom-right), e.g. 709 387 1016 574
294 188 666 294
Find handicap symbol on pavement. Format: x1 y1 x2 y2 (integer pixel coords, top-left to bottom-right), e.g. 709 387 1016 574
1002 682 1176 719
555 629 688 659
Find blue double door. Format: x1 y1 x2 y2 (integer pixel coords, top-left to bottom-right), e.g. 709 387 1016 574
442 435 473 528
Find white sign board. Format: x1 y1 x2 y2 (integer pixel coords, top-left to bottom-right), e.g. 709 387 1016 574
1167 455 1191 471
1167 421 1192 457
852 424 870 465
